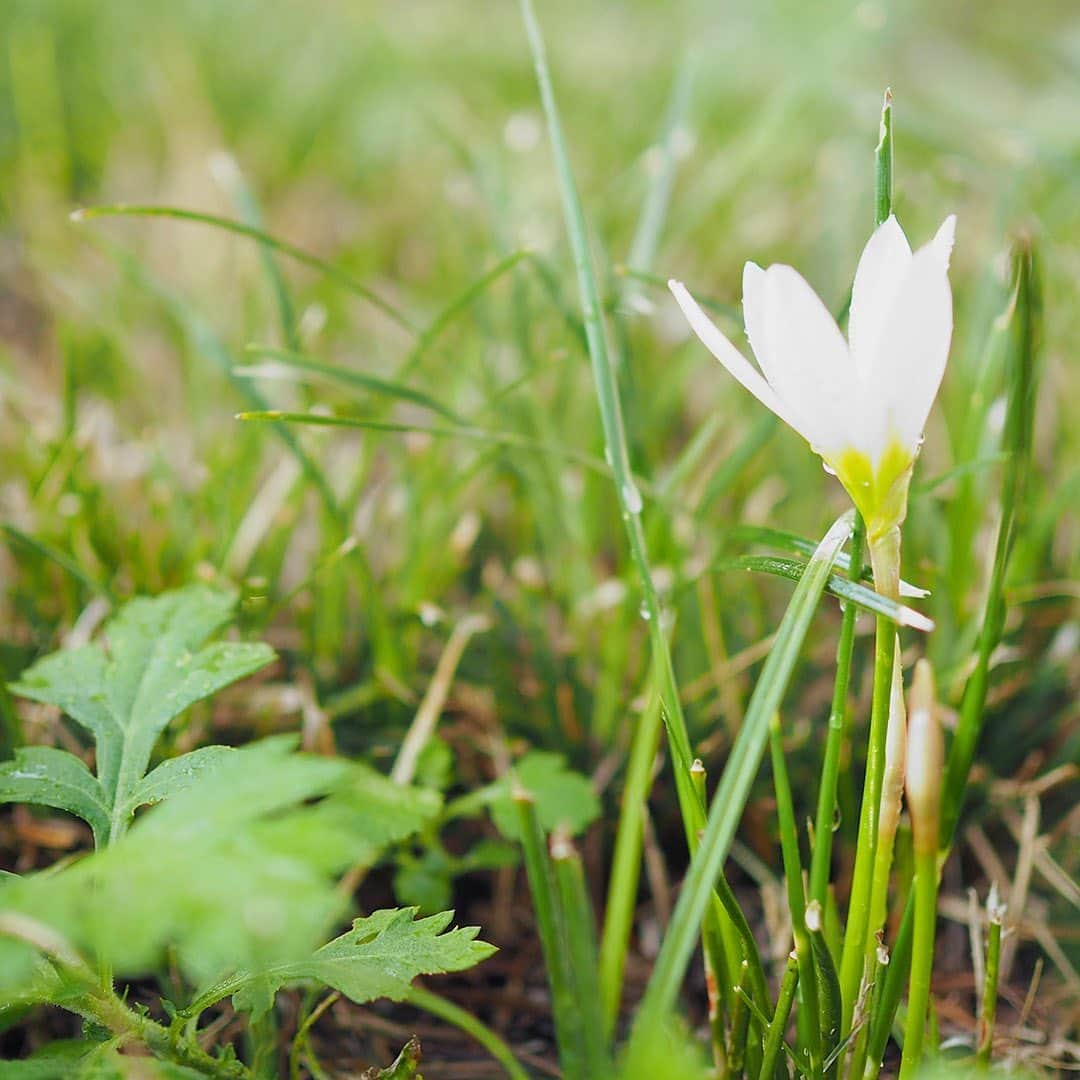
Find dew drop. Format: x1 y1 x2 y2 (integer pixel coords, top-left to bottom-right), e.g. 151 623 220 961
638 601 652 621
821 460 837 477
622 481 643 514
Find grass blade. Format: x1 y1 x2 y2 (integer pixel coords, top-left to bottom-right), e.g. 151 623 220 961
72 203 416 334
242 345 466 423
517 6 764 1045
631 510 854 1037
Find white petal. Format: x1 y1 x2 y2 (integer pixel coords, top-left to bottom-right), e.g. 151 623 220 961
742 262 774 372
849 215 912 376
865 245 953 456
921 214 956 270
668 280 809 437
754 265 854 456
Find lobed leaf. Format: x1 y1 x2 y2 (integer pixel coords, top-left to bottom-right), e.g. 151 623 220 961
0 747 109 847
0 739 440 998
226 907 496 1018
8 586 275 843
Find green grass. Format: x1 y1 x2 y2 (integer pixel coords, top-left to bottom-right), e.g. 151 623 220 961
0 0 1077 1074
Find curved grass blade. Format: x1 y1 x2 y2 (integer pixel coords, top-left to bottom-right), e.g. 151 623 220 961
242 345 466 423
1 524 112 602
394 248 533 379
211 152 300 352
71 204 416 334
235 409 624 482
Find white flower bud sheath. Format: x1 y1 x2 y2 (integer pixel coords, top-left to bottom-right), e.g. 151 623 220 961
669 214 955 551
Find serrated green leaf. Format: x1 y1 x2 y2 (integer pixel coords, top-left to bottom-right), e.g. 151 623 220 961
490 751 599 840
0 740 348 994
227 907 496 1018
0 747 109 846
8 586 275 844
0 739 442 1000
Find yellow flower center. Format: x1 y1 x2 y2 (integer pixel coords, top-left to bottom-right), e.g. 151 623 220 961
827 439 916 541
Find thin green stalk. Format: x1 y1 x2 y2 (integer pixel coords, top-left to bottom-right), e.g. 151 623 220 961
898 661 943 1079
513 788 585 1075
0 914 248 1078
770 713 823 1079
726 961 752 1080
759 953 800 1080
630 510 854 1044
898 849 938 1078
552 830 612 1078
518 0 767 1040
807 902 842 1080
691 758 733 1068
408 986 531 1080
864 642 908 956
809 516 865 908
599 686 664 1032
975 887 1005 1068
874 90 893 227
839 527 899 1032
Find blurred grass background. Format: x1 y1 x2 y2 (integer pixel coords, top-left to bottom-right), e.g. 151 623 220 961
0 0 1076 1037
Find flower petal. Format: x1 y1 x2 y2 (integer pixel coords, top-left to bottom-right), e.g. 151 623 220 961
668 279 809 436
755 264 853 456
849 215 912 376
920 214 956 270
865 245 953 455
742 261 774 372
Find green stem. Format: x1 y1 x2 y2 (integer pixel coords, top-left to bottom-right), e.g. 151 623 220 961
513 788 585 1075
839 527 899 1032
759 953 800 1080
630 511 854 1051
863 639 907 959
898 849 938 1079
691 759 733 1070
809 515 865 907
552 832 612 1078
975 891 1004 1068
770 713 823 1079
725 961 752 1080
518 0 766 1042
599 687 664 1031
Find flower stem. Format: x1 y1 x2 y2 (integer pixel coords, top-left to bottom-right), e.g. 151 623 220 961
975 888 1005 1068
809 515 865 910
839 527 900 1033
759 952 800 1080
898 848 938 1079
770 711 823 1078
864 639 907 955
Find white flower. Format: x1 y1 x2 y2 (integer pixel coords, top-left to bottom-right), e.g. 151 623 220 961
669 214 956 537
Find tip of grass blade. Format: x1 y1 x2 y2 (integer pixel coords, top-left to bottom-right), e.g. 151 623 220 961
898 605 935 633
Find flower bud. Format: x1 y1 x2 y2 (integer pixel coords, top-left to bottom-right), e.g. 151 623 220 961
905 658 943 855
